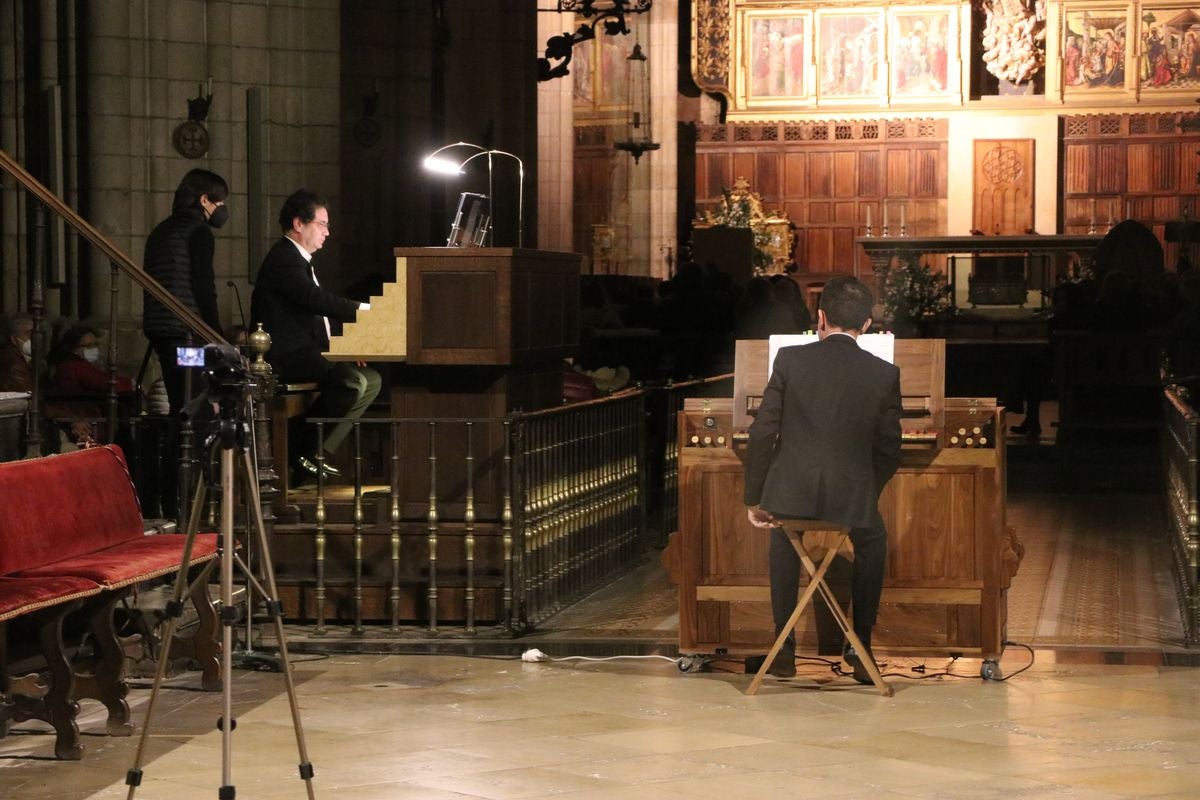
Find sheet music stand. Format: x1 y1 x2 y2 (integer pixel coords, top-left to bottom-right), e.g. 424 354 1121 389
746 519 892 697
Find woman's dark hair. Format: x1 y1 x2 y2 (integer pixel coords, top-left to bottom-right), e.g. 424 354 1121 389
819 276 874 330
172 169 229 213
48 323 97 365
278 189 327 232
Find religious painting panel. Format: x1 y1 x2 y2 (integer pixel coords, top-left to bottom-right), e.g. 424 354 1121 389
1137 4 1200 93
815 8 884 102
888 6 960 102
1061 4 1132 93
738 9 813 107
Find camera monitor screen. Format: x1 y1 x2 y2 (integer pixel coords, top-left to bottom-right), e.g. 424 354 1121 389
447 192 490 247
176 346 205 367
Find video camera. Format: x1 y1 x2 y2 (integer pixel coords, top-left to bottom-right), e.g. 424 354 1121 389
177 343 252 399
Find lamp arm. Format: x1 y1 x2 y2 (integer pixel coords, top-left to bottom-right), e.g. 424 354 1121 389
458 150 525 248
425 141 485 160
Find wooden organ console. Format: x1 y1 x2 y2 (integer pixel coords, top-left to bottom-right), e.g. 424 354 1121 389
662 338 1022 673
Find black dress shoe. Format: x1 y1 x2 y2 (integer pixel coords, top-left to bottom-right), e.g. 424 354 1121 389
767 641 796 678
295 455 341 478
843 644 874 685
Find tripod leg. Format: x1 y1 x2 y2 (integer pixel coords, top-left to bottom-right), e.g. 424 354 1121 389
219 448 237 797
125 469 209 798
241 449 318 798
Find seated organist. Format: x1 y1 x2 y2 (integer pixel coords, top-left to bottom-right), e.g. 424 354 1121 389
743 276 902 682
251 189 381 481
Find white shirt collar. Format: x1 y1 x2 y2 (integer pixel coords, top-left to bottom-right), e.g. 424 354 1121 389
286 235 313 263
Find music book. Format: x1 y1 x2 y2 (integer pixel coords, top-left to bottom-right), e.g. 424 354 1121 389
767 332 895 378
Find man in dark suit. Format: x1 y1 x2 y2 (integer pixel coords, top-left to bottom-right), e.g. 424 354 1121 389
251 189 381 478
743 276 902 680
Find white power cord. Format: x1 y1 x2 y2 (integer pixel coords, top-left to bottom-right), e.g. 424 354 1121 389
521 648 688 666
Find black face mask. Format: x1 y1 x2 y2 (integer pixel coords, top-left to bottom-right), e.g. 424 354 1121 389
206 204 230 229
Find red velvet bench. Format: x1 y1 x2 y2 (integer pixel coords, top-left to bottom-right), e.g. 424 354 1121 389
0 445 220 759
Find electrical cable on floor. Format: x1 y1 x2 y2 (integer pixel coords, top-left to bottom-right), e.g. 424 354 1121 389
521 648 681 665
995 640 1035 680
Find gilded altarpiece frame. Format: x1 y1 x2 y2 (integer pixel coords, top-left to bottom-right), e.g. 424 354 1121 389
888 6 963 103
720 1 968 114
1134 3 1200 94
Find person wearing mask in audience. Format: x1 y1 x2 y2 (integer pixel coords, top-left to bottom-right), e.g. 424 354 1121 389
251 189 379 480
143 168 230 414
0 313 34 392
48 324 133 397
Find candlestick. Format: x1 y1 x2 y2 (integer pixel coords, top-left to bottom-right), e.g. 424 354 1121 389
882 201 889 237
866 204 872 230
899 204 906 231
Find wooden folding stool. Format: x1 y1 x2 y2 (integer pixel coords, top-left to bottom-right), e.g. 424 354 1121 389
746 519 892 697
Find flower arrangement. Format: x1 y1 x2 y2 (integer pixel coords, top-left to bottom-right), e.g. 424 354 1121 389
881 259 952 322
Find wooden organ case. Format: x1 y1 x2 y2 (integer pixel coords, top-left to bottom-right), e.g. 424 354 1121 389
662 339 1022 669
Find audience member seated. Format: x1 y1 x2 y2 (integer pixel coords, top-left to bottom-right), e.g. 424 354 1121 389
47 324 136 443
769 274 813 333
733 277 798 340
0 313 34 392
1085 269 1147 330
0 314 94 446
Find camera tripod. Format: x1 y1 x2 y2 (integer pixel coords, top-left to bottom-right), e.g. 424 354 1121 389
124 390 316 799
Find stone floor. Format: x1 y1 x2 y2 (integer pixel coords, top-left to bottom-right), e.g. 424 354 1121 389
3 429 1197 798
4 649 1200 799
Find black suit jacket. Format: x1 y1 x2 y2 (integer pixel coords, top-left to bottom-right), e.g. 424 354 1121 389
743 334 902 528
251 238 360 382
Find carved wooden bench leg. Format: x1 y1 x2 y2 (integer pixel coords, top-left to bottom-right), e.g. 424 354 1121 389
188 564 221 692
72 592 134 736
38 601 84 760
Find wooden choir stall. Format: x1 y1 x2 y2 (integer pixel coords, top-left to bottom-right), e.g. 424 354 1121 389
662 338 1023 678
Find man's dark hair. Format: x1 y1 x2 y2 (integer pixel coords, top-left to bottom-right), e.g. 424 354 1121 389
172 169 229 213
278 189 327 233
819 276 874 330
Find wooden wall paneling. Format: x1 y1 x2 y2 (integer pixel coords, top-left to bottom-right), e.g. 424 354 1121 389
784 151 807 197
1153 142 1178 193
806 227 832 270
705 153 730 198
1127 144 1153 194
1179 148 1200 197
1094 143 1123 194
832 227 857 273
809 151 832 197
886 149 911 196
755 151 781 199
913 148 940 197
1064 144 1090 195
857 150 881 197
732 152 756 187
833 201 857 225
833 151 857 197
1153 196 1180 220
808 201 832 225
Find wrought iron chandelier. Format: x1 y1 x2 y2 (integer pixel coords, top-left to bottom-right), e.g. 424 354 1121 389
537 0 652 82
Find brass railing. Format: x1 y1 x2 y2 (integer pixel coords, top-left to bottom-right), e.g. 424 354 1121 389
284 391 648 635
1161 385 1199 644
511 390 646 628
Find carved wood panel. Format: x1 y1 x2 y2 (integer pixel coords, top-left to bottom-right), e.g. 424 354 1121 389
972 138 1034 236
694 119 949 276
1061 113 1200 270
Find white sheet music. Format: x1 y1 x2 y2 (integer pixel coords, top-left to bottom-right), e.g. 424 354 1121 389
767 332 895 378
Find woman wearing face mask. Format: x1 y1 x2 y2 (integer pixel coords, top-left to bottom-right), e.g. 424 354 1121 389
142 168 230 415
48 324 133 397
